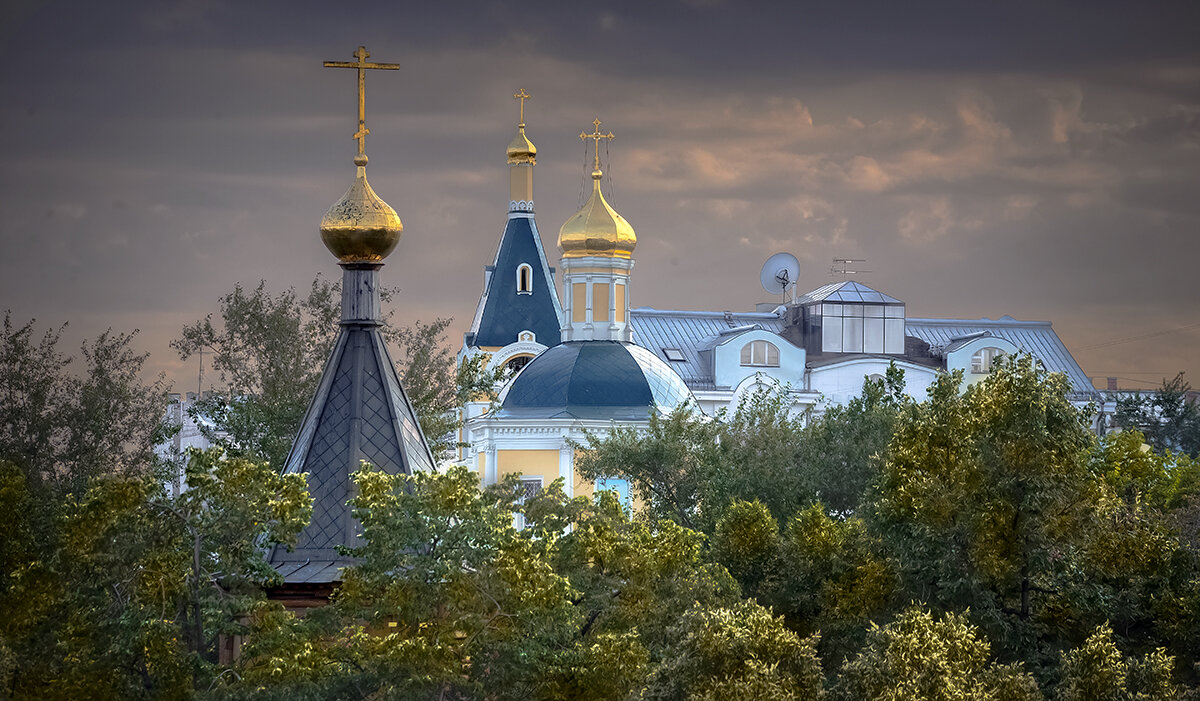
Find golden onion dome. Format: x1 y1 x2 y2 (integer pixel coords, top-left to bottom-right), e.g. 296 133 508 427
558 169 636 259
506 124 537 164
319 160 403 262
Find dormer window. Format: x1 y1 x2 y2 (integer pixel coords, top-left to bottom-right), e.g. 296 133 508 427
971 347 1005 374
740 340 780 367
516 264 533 294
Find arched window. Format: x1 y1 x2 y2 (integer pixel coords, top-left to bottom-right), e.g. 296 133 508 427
971 347 1005 374
740 340 780 367
505 354 533 374
516 264 533 294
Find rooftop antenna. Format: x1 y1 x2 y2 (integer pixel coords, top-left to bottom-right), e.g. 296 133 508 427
760 252 800 304
197 347 208 396
830 258 871 279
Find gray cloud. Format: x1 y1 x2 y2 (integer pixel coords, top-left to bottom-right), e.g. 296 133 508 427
1 0 1197 392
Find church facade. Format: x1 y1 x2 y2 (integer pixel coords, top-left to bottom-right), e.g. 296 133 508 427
457 96 1099 503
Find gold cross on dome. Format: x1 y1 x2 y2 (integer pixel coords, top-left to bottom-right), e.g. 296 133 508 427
323 46 400 160
513 88 532 125
580 118 614 172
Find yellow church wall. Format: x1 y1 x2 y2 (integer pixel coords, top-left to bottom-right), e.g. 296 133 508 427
477 452 486 480
614 284 625 322
572 283 586 322
593 283 610 322
509 165 533 203
496 449 560 486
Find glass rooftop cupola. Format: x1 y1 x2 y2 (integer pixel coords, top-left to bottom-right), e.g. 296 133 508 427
797 281 906 355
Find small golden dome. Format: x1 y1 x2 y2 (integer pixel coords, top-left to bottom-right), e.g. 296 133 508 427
558 170 636 259
506 125 537 164
319 164 403 262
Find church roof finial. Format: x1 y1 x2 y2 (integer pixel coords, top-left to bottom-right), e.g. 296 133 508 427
319 46 404 263
558 118 635 259
506 88 537 165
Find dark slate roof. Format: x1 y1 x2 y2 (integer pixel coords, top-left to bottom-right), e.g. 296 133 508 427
268 325 434 584
798 280 903 305
467 214 563 348
497 341 693 420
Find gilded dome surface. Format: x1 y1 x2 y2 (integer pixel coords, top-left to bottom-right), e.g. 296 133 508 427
506 125 536 164
320 165 403 262
558 171 636 259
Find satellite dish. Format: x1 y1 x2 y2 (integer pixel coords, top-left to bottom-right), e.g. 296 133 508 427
760 252 800 299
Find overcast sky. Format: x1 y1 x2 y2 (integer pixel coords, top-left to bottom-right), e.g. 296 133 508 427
2 0 1197 392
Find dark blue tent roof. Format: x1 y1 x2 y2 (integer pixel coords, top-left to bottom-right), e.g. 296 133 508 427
498 341 694 420
467 215 562 348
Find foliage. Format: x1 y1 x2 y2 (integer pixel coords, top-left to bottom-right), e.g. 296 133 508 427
1115 373 1200 458
173 278 339 469
528 485 740 659
710 499 779 594
230 465 578 698
0 449 309 697
174 277 491 467
768 504 896 664
577 371 905 537
1058 623 1179 701
0 312 169 494
795 362 908 515
646 599 825 701
832 606 1041 701
870 356 1097 659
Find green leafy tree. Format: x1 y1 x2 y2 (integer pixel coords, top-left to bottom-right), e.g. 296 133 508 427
1058 623 1180 701
767 503 896 666
526 484 740 661
0 312 169 494
833 607 1041 701
174 278 495 467
870 356 1096 658
1059 432 1200 679
1115 373 1200 458
645 599 825 701
229 465 578 699
0 449 309 697
796 363 908 515
575 403 719 530
577 372 904 536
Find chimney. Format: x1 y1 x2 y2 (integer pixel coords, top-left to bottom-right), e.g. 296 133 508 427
1106 377 1118 391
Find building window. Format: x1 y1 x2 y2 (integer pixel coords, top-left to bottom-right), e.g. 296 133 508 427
516 263 533 294
515 476 543 529
819 302 905 354
505 354 533 374
663 348 685 362
740 340 780 367
971 347 1005 374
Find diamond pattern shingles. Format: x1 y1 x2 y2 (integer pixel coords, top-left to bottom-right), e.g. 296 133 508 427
270 324 436 583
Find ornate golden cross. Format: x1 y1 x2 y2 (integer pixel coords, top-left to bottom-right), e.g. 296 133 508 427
513 88 531 125
580 118 615 172
323 46 400 160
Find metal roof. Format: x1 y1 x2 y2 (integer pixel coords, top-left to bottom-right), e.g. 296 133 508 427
466 214 563 348
798 280 903 305
268 324 435 584
629 308 784 389
631 308 1094 396
905 317 1095 394
497 341 694 420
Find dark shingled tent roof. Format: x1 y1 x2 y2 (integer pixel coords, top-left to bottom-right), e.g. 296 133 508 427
268 324 434 585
